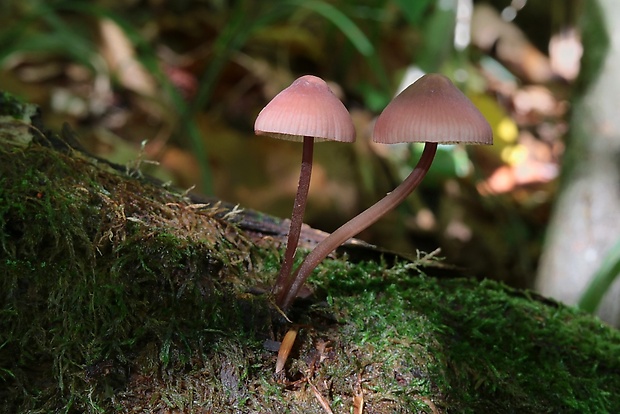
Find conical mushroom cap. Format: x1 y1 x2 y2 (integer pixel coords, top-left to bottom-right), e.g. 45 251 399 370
255 75 355 143
373 74 493 145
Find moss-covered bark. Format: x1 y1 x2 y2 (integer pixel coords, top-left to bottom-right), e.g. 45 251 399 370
1 94 619 413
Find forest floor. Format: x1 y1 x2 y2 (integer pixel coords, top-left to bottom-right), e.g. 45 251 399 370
1 92 619 413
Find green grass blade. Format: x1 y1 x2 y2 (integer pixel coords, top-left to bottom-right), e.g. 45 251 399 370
289 0 374 56
578 237 620 312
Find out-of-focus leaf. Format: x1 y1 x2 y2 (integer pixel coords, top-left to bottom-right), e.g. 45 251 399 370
411 143 471 185
470 94 518 144
578 238 620 313
470 93 519 168
99 18 156 96
0 32 96 71
0 1 97 70
288 0 374 56
417 0 458 72
393 0 434 25
356 82 391 112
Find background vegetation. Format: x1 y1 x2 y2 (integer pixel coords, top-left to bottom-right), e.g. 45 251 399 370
0 0 574 291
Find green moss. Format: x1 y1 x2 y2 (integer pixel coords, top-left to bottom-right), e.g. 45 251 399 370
1 134 619 413
0 91 27 118
319 260 620 413
0 142 268 412
0 92 39 146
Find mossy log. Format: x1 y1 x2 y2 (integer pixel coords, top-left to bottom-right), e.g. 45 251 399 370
1 93 619 413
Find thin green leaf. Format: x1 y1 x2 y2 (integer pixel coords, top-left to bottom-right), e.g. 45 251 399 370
0 3 96 69
578 237 620 313
0 32 96 70
289 0 374 56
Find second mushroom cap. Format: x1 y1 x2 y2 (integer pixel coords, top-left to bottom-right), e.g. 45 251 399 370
373 74 493 145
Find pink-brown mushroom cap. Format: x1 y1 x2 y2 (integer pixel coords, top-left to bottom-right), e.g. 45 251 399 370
254 75 356 143
373 74 493 145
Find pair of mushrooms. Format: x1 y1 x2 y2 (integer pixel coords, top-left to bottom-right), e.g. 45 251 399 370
255 74 493 310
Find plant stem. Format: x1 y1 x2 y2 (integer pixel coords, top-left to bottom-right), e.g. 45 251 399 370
277 142 438 310
272 136 314 298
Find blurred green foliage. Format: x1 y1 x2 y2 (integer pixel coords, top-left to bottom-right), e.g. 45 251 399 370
579 238 620 313
0 0 476 195
0 0 558 292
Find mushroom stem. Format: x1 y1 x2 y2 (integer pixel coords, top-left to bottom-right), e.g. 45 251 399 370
272 136 314 298
277 142 438 310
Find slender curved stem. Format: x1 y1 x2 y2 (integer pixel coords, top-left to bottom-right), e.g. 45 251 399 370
272 136 314 298
277 142 438 310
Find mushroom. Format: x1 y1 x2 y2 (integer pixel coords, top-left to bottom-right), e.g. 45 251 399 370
254 75 355 300
277 73 493 310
